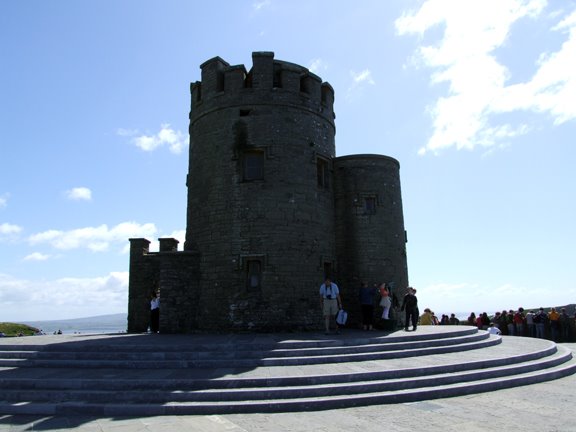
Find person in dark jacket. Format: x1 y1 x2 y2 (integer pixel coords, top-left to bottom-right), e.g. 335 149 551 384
401 287 419 331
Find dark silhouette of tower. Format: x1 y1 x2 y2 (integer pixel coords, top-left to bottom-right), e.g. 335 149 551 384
128 52 408 333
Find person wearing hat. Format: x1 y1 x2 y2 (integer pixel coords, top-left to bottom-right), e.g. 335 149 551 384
401 287 419 331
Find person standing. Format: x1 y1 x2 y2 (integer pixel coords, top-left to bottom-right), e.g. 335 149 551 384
401 287 418 331
319 277 342 335
150 290 160 333
513 308 525 336
449 313 460 325
534 307 547 339
559 308 571 342
507 310 516 336
379 283 392 320
548 307 560 341
525 310 535 337
359 282 376 331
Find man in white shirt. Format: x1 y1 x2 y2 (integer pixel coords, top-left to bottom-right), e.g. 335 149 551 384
319 277 342 335
487 323 501 335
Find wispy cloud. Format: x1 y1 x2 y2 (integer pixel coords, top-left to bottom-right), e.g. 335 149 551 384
119 124 187 154
23 252 51 261
253 0 271 11
65 187 92 201
116 128 139 137
352 69 376 85
28 222 157 252
347 69 376 99
0 271 128 321
0 193 9 209
396 0 575 155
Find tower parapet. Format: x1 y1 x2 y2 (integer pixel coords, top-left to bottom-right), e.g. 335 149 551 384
190 52 335 125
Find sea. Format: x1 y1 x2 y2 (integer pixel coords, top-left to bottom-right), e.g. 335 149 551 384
22 313 127 335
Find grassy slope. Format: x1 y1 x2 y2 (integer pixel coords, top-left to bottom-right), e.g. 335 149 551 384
0 322 40 337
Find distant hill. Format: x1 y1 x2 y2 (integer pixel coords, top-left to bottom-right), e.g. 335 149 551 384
22 313 127 335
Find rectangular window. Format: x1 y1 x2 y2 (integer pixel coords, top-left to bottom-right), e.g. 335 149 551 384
317 157 330 189
246 259 262 291
364 197 377 215
243 150 264 181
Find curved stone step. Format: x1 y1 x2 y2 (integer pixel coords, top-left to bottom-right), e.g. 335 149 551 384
0 338 557 392
0 331 489 360
0 330 498 369
0 327 479 352
0 348 574 416
0 338 501 368
1 328 574 416
0 345 571 404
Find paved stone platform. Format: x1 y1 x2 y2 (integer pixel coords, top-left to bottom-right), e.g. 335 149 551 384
0 330 574 431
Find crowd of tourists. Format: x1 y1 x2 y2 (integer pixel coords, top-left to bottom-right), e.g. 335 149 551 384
419 307 575 342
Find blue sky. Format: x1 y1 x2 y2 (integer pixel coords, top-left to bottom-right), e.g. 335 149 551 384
1 0 575 322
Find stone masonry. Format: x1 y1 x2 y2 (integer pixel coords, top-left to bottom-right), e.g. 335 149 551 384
128 52 408 333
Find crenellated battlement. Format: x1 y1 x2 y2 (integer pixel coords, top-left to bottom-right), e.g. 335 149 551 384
190 52 335 120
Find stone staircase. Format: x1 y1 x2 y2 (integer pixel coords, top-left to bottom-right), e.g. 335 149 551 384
0 326 574 416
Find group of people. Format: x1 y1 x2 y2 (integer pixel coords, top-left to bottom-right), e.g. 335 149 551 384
150 276 573 342
418 309 461 326
414 306 575 342
319 278 397 334
320 278 575 343
463 307 574 341
320 278 419 334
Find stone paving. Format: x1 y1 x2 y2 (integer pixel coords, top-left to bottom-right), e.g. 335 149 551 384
0 333 574 431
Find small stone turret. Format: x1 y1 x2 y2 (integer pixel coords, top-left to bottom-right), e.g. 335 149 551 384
334 155 409 322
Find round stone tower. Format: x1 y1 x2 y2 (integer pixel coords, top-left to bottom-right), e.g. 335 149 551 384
333 155 409 323
185 52 336 330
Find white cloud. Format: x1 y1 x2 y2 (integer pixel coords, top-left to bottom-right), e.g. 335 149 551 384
0 223 22 241
23 252 51 261
65 187 92 201
163 229 185 246
309 58 327 74
0 271 128 321
28 222 157 252
130 124 187 154
396 0 576 155
351 69 375 85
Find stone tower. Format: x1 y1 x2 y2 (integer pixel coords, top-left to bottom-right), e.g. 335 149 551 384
128 52 408 333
